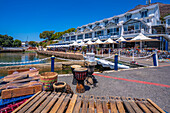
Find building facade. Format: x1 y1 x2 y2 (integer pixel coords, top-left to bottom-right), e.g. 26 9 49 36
61 3 170 50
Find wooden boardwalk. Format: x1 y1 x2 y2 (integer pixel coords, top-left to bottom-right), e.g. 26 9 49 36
13 91 165 113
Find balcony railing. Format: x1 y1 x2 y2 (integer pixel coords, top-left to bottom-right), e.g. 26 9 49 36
124 29 141 34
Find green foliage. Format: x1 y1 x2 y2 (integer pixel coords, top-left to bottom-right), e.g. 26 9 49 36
0 34 21 47
42 43 47 48
39 31 55 40
39 42 43 46
40 28 76 41
96 47 101 51
36 43 39 47
39 42 47 48
28 41 37 47
13 39 21 47
82 46 87 51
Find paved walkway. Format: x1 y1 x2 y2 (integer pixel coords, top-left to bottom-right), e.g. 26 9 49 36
58 66 170 112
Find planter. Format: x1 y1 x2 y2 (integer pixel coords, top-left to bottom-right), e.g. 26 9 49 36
40 72 58 91
53 82 66 92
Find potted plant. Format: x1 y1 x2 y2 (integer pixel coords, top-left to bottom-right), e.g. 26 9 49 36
96 47 101 54
82 46 87 54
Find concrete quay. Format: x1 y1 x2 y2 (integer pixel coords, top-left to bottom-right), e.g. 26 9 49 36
36 50 84 60
58 65 170 112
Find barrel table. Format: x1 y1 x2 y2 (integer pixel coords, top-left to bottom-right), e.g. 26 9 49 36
13 91 166 113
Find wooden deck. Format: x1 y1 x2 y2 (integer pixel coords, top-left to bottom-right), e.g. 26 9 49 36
12 91 165 113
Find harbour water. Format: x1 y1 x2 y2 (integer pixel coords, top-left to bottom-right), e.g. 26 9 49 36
0 51 49 67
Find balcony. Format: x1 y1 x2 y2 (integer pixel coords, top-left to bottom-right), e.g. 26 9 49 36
124 29 141 34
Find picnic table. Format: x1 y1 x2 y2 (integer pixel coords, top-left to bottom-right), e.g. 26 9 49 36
13 91 165 113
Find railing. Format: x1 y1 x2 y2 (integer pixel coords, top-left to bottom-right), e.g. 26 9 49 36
123 29 141 34
2 47 24 50
0 57 51 65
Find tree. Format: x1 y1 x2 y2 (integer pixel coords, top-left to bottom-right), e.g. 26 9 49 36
39 42 43 46
43 28 76 41
42 43 47 48
13 39 21 47
39 31 55 40
0 34 22 47
28 41 37 47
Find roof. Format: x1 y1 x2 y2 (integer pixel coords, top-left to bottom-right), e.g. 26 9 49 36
123 19 148 26
164 15 170 19
127 2 170 18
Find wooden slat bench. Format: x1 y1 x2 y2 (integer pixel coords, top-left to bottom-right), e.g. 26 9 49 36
12 91 166 113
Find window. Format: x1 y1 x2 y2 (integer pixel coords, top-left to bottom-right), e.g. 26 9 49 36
126 14 132 20
107 28 119 35
124 26 128 31
66 37 69 41
96 23 100 26
89 25 92 29
141 11 148 18
168 19 170 26
147 19 151 23
115 18 119 24
78 35 83 40
71 36 76 40
85 33 92 39
78 28 81 30
135 24 139 29
128 25 134 31
104 21 108 25
95 30 104 37
83 27 86 30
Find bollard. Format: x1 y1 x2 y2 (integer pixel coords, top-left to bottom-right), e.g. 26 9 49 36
51 55 55 72
153 52 158 66
114 54 118 71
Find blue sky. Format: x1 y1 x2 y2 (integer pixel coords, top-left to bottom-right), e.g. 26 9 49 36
0 0 169 41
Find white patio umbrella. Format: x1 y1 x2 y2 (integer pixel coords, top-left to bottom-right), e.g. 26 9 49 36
129 33 159 50
93 39 104 45
69 41 79 46
104 38 116 44
79 41 87 46
86 40 94 53
116 36 126 42
86 40 94 45
116 36 126 48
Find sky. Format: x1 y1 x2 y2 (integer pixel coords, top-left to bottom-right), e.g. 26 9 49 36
0 0 169 41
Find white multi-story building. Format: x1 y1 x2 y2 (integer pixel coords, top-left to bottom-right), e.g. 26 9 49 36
61 3 170 50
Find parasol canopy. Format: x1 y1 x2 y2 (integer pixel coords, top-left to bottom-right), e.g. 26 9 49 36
93 39 104 45
69 41 79 46
129 33 159 42
116 36 126 42
86 40 94 45
104 38 116 44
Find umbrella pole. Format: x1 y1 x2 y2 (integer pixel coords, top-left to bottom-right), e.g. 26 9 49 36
132 50 134 61
118 48 120 60
109 48 110 57
102 48 103 57
140 41 142 51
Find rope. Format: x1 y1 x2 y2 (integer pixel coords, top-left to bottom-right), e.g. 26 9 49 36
55 57 84 62
120 54 153 59
0 57 51 65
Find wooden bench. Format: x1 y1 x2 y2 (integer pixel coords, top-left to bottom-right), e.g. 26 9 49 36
12 91 165 113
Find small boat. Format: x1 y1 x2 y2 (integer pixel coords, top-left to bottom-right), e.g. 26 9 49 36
109 62 130 69
96 58 130 69
8 68 30 75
